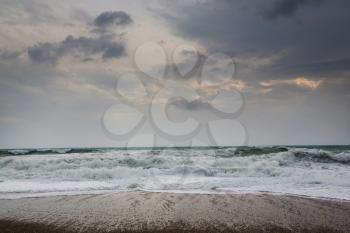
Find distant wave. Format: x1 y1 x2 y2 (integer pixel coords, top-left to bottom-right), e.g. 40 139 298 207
1 145 349 157
233 146 288 156
0 148 106 156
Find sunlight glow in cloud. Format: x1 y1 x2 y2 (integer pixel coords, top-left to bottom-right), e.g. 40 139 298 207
260 77 322 90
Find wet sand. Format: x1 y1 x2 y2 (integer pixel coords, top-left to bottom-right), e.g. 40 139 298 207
0 192 349 233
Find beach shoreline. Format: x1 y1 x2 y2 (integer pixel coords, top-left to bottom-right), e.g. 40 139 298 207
0 191 349 233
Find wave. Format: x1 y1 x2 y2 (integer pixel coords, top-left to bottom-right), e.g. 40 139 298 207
0 147 349 179
0 145 348 156
233 146 288 156
292 150 350 164
1 146 350 199
0 148 107 156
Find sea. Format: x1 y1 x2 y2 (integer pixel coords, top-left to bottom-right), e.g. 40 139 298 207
0 146 349 200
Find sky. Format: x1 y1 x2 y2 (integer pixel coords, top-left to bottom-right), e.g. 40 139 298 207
0 0 349 148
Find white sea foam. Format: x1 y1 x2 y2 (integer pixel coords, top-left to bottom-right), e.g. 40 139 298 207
0 147 350 199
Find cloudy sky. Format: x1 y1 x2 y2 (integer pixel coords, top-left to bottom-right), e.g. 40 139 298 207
0 0 349 148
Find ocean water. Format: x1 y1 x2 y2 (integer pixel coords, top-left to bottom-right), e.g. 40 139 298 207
0 146 350 200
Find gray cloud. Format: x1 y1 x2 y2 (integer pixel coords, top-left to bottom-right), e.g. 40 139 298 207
93 11 133 28
154 0 350 81
0 55 120 148
0 0 57 24
262 0 324 19
25 10 134 63
70 8 93 23
28 35 126 63
0 50 21 60
1 1 349 147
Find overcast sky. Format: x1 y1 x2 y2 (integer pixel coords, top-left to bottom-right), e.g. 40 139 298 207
0 0 349 148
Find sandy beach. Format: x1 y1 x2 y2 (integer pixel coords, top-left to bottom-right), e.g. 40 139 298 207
0 192 349 233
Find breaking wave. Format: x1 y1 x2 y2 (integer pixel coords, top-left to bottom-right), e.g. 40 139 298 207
0 146 350 199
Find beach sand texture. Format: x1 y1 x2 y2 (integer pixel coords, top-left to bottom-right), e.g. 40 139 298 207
0 192 349 233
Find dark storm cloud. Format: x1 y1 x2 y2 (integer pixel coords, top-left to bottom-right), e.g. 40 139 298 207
155 0 350 80
262 0 324 19
28 35 126 63
28 36 125 62
170 98 210 111
264 57 350 78
93 11 133 27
